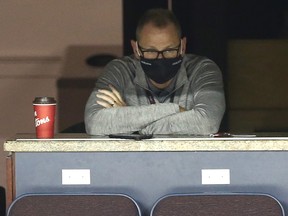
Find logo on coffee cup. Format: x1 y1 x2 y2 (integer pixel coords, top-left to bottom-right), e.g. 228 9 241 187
35 116 50 127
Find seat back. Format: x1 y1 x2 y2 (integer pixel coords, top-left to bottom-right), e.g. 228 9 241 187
151 193 285 216
0 186 5 216
7 194 141 216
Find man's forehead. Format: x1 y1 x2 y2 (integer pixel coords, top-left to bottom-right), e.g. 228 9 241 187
140 22 178 35
138 23 180 46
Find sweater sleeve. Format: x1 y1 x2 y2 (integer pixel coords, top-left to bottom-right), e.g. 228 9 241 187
85 99 180 135
139 92 225 135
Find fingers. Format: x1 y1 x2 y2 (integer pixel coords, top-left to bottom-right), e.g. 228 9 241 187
96 85 126 107
96 92 116 108
96 100 114 108
96 91 115 104
179 106 186 112
109 84 125 105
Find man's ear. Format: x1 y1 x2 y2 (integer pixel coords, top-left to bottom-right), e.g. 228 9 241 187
181 37 187 55
131 40 140 59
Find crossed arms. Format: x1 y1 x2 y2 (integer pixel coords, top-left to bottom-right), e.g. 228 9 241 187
84 57 226 135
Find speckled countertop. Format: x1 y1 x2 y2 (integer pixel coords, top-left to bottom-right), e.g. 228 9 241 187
4 133 288 152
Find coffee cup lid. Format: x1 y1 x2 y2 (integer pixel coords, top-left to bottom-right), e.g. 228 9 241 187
33 97 56 104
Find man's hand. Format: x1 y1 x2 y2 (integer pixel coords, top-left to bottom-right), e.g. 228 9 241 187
179 106 186 112
96 84 126 108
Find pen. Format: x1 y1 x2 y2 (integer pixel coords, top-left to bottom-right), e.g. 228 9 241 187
210 132 232 137
210 133 257 138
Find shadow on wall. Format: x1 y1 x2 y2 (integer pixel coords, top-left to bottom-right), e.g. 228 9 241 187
0 186 5 216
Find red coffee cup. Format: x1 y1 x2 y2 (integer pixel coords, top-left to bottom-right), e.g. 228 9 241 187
33 97 56 139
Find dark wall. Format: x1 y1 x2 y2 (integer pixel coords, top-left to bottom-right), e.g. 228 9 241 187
172 0 227 72
123 0 168 56
227 0 286 39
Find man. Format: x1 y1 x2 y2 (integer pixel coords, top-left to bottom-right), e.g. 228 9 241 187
85 8 225 135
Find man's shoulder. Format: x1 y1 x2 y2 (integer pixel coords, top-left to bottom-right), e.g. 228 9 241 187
102 55 139 79
182 54 222 78
183 54 214 65
183 54 220 71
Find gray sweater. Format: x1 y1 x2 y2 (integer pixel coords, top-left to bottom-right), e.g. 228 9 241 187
85 54 226 135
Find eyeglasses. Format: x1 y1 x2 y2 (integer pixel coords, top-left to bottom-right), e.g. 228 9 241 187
137 42 181 59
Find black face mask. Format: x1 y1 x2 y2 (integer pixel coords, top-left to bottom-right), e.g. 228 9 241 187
140 56 183 84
